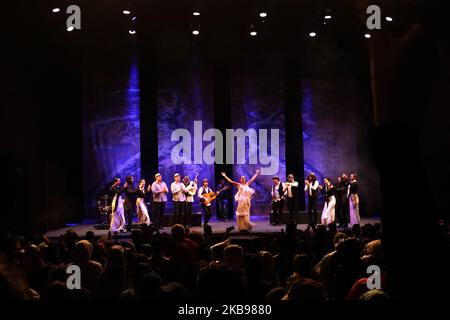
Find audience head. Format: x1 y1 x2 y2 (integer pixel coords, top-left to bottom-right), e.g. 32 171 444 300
171 224 186 243
71 240 93 265
285 278 325 301
223 245 244 267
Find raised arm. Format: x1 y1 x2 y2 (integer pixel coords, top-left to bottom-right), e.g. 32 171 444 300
247 169 260 186
194 172 198 185
221 172 240 187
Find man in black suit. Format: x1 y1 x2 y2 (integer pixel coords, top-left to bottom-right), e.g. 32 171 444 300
123 175 138 232
335 173 350 228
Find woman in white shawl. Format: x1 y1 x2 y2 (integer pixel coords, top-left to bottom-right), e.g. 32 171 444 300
221 169 260 231
110 178 126 233
348 173 360 226
136 179 151 226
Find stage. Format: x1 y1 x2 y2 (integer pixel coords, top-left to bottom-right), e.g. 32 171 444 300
44 216 381 239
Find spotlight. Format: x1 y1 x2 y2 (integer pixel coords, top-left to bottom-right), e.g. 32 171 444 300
309 32 316 37
259 12 267 18
193 12 200 16
364 33 371 39
129 30 136 34
123 10 131 15
52 8 60 13
324 15 332 19
192 30 200 35
385 16 393 22
67 26 74 32
249 24 257 36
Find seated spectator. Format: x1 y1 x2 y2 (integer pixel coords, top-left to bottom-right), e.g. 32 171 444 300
134 272 162 300
259 251 279 288
358 289 390 301
20 244 54 295
197 266 247 300
120 262 153 300
94 245 127 300
265 287 287 301
0 253 32 300
282 278 326 301
71 240 103 293
286 254 320 288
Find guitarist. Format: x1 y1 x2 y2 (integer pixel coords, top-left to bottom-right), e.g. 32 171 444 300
183 173 198 227
198 178 214 227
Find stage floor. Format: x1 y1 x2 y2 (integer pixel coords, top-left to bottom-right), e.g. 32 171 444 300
44 216 381 239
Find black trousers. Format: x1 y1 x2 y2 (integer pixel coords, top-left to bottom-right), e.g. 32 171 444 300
307 195 318 226
153 202 165 227
271 200 284 225
287 197 297 223
336 198 349 226
184 202 192 226
124 204 135 231
173 201 184 225
216 198 228 220
201 204 212 225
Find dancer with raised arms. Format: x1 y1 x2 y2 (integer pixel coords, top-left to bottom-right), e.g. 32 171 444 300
221 169 260 231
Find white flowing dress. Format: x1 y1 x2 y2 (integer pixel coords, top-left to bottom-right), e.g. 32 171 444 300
110 192 126 232
349 194 360 226
137 197 150 226
235 184 256 231
321 195 336 225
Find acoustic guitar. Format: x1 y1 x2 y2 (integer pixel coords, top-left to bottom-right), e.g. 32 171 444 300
184 173 199 196
200 185 229 205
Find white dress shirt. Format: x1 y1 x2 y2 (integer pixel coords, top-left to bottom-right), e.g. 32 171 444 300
286 181 299 197
304 180 319 196
151 181 168 202
171 181 187 202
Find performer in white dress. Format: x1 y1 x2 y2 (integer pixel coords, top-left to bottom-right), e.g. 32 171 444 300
319 177 336 225
136 179 151 226
348 174 360 226
110 178 126 233
221 169 260 231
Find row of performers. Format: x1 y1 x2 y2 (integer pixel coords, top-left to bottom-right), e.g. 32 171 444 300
108 170 261 233
271 172 360 230
108 170 359 233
